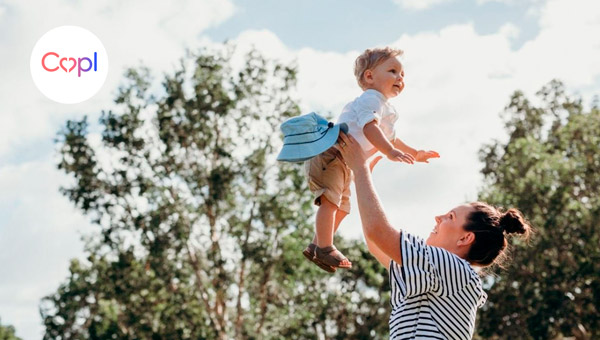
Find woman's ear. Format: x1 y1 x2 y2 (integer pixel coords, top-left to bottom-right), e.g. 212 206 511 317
457 231 475 247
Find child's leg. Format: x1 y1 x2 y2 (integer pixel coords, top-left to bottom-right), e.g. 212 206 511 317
303 149 352 269
313 196 351 268
314 196 337 248
311 208 347 244
334 209 348 233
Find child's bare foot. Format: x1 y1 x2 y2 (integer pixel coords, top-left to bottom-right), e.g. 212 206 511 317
315 245 352 269
303 243 336 273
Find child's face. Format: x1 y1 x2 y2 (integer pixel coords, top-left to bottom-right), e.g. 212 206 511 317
363 57 405 99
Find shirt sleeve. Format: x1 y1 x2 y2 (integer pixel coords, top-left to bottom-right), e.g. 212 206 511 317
355 94 384 129
389 231 479 300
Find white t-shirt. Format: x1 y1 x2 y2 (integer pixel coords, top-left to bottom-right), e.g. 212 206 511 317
338 89 399 153
389 232 488 340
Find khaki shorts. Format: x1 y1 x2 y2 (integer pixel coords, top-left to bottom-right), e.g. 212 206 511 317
304 147 352 213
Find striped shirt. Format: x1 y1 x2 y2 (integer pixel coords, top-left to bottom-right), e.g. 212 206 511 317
388 232 487 340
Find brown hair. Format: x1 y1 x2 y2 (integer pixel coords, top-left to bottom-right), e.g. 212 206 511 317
463 202 532 267
354 47 404 90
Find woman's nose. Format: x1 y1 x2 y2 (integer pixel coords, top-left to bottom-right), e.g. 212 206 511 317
435 216 441 224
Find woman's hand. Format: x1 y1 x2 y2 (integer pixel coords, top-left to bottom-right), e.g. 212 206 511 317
337 132 369 172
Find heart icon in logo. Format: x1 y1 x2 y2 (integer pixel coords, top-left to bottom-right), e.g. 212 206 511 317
59 57 76 73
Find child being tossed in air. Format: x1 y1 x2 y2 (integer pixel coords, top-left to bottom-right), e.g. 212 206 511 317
304 47 439 272
278 47 440 272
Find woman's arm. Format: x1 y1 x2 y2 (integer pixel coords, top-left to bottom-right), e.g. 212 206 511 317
337 133 402 265
364 232 392 268
361 156 393 268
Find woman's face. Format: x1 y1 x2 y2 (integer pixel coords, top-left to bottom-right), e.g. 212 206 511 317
426 204 475 256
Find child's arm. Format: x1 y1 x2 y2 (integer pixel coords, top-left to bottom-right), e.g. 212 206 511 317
363 122 414 164
392 138 417 158
393 138 440 163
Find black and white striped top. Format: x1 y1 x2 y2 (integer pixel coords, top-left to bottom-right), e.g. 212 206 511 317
388 232 487 340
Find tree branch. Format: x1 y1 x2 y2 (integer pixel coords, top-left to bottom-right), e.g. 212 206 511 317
186 243 226 338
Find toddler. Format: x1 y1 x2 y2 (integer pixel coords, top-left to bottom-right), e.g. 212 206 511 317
302 47 440 272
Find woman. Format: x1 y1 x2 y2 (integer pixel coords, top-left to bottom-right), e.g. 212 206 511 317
336 133 531 340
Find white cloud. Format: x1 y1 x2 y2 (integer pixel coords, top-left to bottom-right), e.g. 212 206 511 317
395 0 454 11
226 30 361 116
295 49 361 114
0 159 90 340
514 0 600 92
475 0 515 5
475 0 543 6
499 22 520 39
0 0 235 159
539 0 600 26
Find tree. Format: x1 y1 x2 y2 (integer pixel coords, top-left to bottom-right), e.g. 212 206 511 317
476 80 600 339
42 47 391 339
0 319 21 340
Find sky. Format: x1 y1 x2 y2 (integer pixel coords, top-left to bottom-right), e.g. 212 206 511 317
1 0 599 339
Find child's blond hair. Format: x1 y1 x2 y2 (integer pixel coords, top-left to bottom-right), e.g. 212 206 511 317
354 47 404 90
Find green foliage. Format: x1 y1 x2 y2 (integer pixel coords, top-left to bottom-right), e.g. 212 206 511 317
476 80 600 339
43 47 390 339
0 318 22 340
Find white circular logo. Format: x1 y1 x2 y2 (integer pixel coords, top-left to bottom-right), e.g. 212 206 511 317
30 26 108 104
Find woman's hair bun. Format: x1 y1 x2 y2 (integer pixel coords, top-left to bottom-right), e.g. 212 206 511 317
499 209 529 235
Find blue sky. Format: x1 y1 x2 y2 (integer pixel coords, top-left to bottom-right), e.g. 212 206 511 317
206 0 540 51
1 0 599 339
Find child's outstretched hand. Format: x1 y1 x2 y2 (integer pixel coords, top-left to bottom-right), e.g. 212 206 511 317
387 149 415 164
415 150 440 163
